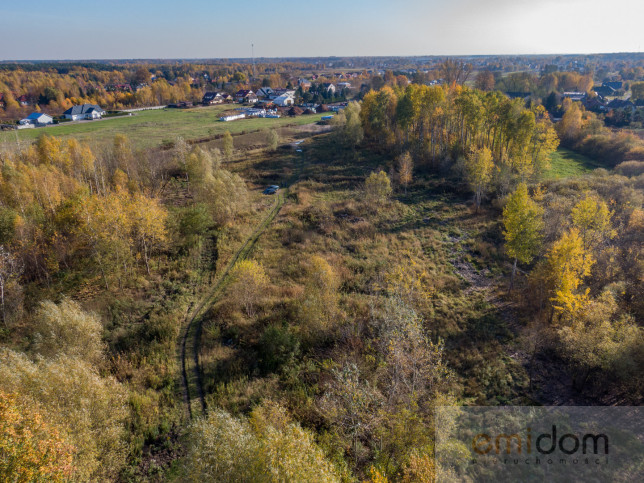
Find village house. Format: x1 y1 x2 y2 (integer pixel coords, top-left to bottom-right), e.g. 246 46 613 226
234 90 258 103
202 92 223 105
562 91 586 102
17 95 30 106
256 87 274 99
19 112 53 126
322 83 336 94
218 92 233 103
63 104 105 121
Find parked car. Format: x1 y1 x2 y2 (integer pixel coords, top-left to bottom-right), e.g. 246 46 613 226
263 185 279 195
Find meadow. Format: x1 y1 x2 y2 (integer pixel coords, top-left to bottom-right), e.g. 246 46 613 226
0 104 326 149
546 146 606 178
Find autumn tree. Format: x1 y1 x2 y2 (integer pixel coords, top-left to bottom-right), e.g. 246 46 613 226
439 59 473 86
298 255 340 338
365 171 392 203
0 391 75 482
631 81 644 101
0 246 21 327
32 298 105 365
335 101 363 147
475 70 495 91
230 260 269 317
129 192 168 274
184 403 342 482
558 290 642 389
464 146 494 212
222 131 234 160
264 128 279 152
571 193 615 253
0 350 128 481
546 228 594 322
397 152 413 194
196 168 249 227
502 183 544 290
557 101 583 143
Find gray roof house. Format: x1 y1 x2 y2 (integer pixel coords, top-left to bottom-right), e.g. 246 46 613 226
19 112 54 126
63 104 105 121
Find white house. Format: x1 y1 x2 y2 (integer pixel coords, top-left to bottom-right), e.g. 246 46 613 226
322 83 336 94
63 104 105 121
273 94 295 107
19 112 53 126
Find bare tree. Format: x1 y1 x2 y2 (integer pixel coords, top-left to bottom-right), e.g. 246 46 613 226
439 59 473 86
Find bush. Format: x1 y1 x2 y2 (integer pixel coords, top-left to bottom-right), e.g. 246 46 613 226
258 324 300 374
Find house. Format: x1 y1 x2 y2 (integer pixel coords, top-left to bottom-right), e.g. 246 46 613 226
583 96 607 112
603 81 623 91
337 82 352 89
256 87 274 99
218 92 233 103
322 83 336 94
63 104 105 121
593 85 615 97
202 92 223 105
19 112 53 126
234 90 258 103
17 95 30 106
562 92 586 102
297 79 311 89
607 99 635 110
273 93 295 107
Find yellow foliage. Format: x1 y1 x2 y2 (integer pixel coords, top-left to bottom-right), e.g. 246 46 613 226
546 228 595 320
231 259 269 317
0 391 75 482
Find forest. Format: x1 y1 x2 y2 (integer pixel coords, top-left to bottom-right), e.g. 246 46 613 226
0 68 642 482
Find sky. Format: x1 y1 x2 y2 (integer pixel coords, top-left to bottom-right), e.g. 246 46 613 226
1 0 643 60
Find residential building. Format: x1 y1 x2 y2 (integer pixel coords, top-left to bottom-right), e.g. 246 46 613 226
19 112 53 126
234 90 258 103
202 92 223 105
322 83 336 94
256 87 274 99
63 104 105 121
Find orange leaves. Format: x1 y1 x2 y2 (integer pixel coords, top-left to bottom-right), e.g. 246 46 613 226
0 391 76 482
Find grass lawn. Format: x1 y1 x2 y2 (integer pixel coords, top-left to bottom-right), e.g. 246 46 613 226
0 105 326 149
546 147 606 179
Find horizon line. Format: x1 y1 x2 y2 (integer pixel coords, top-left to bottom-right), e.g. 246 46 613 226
2 51 643 64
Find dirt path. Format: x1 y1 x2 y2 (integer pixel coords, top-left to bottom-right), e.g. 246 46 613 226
178 190 287 419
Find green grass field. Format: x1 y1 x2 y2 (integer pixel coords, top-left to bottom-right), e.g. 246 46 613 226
0 105 327 149
546 147 605 179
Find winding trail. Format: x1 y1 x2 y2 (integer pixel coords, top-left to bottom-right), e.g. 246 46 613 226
179 189 288 419
177 137 311 420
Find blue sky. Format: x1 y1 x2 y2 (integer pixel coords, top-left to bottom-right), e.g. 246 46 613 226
2 0 642 60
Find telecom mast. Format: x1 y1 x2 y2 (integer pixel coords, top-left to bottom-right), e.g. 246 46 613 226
252 43 256 79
